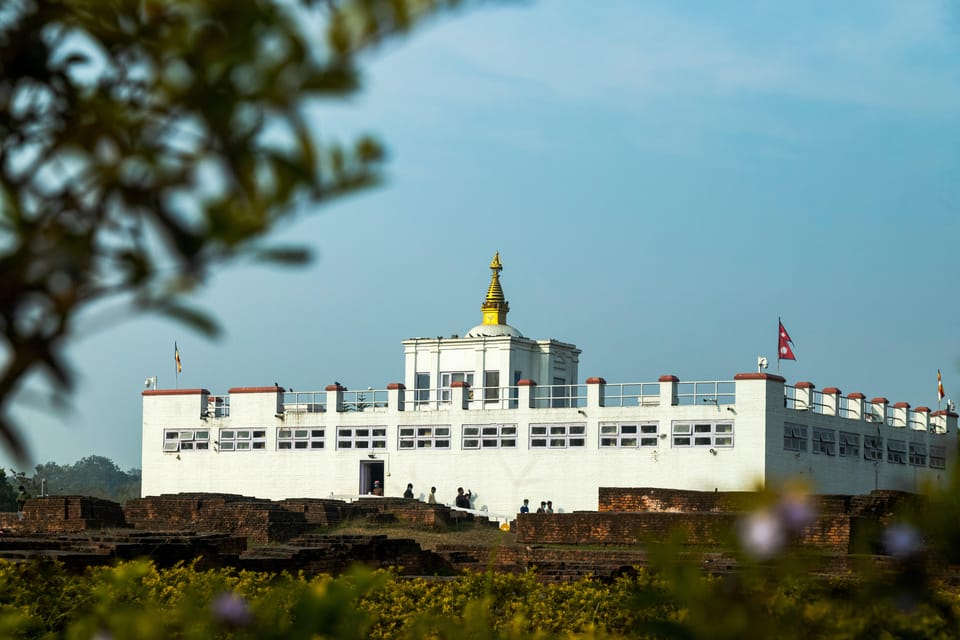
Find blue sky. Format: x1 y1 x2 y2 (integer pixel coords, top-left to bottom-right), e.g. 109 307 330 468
5 1 959 473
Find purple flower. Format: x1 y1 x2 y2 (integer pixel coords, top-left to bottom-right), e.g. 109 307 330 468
776 493 816 534
211 592 252 627
738 510 786 560
882 523 923 559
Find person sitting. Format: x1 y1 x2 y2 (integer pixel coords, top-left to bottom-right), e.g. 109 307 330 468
371 480 383 496
455 487 472 509
403 483 414 499
519 498 530 513
536 501 546 514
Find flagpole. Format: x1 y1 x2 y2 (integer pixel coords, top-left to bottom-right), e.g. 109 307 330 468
776 317 781 375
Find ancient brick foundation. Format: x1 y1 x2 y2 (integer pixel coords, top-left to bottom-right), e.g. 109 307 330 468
516 487 923 553
0 488 930 582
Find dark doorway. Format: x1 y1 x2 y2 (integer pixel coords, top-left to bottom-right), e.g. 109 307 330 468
359 460 385 495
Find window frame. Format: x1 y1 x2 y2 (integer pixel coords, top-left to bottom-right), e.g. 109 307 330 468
414 372 430 405
812 427 836 456
218 428 266 452
277 427 325 451
908 441 927 467
336 426 388 450
783 423 807 452
599 422 659 448
530 423 587 449
462 423 517 449
863 435 883 461
886 438 907 464
163 429 210 452
483 370 500 402
838 431 860 457
439 373 473 403
930 444 946 469
672 421 734 448
398 425 451 450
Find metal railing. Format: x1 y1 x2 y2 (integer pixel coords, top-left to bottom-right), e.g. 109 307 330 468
603 382 660 407
838 396 858 419
467 386 520 410
282 391 326 414
340 389 389 412
206 395 230 418
532 384 587 409
676 381 735 406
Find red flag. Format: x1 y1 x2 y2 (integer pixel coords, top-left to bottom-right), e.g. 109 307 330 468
938 369 945 402
175 342 182 374
778 320 795 361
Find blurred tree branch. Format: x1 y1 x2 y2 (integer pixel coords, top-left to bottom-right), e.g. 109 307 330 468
0 0 463 460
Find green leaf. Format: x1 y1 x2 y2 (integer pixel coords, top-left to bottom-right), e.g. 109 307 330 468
254 246 312 265
151 302 220 338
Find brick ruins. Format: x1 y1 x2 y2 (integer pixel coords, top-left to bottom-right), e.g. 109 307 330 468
0 489 923 582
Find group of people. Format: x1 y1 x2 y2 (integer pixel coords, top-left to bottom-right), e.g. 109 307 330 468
396 483 469 509
519 498 554 514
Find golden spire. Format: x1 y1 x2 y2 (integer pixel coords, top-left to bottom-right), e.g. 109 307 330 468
481 252 509 325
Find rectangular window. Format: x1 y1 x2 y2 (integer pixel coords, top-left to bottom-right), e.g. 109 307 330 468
218 428 265 452
551 376 568 408
399 425 451 450
908 442 927 466
163 429 210 452
783 423 807 452
440 372 473 403
886 438 906 464
864 435 883 461
484 370 500 402
462 424 516 449
277 427 325 451
812 428 836 456
599 422 658 448
672 421 733 448
530 423 586 448
930 445 946 469
337 426 387 450
838 431 860 457
415 373 430 405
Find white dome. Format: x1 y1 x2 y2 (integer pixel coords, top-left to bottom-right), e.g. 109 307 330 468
465 323 523 338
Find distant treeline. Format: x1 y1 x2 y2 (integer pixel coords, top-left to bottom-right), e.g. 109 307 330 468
0 456 141 510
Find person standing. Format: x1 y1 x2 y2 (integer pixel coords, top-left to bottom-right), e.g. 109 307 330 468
546 500 554 514
403 483 414 499
427 486 437 504
536 501 546 514
519 498 530 513
16 485 29 521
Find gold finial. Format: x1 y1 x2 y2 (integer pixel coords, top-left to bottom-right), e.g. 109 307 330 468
481 252 509 325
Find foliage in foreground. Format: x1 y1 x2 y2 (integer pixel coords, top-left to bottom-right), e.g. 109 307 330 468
0 555 957 639
0 0 464 461
4 471 960 638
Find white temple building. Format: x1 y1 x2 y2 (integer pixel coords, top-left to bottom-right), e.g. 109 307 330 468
142 254 958 518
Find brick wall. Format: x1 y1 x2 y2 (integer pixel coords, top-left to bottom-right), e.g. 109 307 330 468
5 496 127 533
125 493 311 545
526 489 923 552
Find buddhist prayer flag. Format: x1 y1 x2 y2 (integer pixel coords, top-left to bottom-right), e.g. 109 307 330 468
938 369 945 402
175 342 182 374
778 319 795 361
